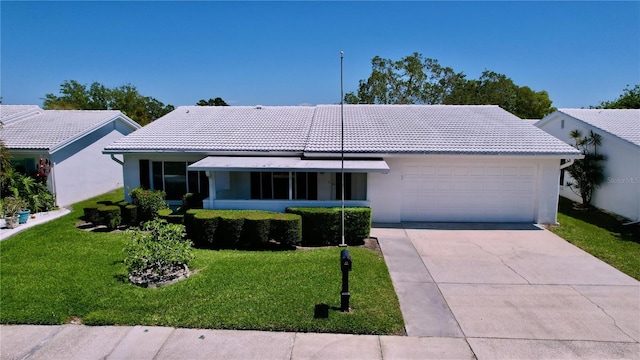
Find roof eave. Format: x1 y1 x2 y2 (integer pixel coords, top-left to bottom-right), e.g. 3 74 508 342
49 113 141 154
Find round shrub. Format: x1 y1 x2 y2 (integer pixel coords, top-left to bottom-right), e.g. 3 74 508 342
97 205 121 230
129 187 168 223
124 219 193 279
123 205 138 227
83 204 101 225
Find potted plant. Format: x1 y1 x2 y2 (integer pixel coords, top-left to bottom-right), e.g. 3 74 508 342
0 199 5 228
3 197 27 229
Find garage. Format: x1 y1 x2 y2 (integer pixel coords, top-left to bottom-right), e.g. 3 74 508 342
401 161 537 222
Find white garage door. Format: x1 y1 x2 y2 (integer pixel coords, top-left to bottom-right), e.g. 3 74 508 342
401 162 537 222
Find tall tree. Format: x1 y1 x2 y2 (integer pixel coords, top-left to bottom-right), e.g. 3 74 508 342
345 53 465 105
196 97 229 106
444 70 555 119
42 80 174 126
347 53 555 118
597 84 640 109
565 130 606 209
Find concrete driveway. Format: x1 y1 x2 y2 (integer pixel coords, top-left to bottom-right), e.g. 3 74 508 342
373 224 640 359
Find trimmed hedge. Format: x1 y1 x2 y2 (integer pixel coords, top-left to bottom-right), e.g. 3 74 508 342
285 207 371 246
83 204 101 225
97 205 121 230
184 209 302 250
158 208 184 225
269 213 303 248
123 205 138 227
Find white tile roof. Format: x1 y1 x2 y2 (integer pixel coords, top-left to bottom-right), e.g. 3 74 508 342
105 106 316 152
104 104 580 156
0 105 43 124
306 105 579 155
557 109 640 147
1 110 127 151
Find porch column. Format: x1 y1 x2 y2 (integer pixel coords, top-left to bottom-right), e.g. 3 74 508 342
289 171 293 200
207 171 216 208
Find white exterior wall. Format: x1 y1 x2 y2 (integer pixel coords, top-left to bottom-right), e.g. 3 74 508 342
538 114 640 221
51 125 130 206
368 156 562 224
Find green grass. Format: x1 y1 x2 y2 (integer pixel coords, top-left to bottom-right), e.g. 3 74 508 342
0 189 404 334
550 197 640 280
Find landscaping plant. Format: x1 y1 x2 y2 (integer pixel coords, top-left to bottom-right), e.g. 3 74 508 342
128 187 168 222
124 219 194 281
566 129 606 209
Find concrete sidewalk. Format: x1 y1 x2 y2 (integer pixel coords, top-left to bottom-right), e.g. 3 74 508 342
0 325 474 360
0 208 70 241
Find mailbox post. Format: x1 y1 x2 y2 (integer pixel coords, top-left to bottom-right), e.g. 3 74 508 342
340 249 352 312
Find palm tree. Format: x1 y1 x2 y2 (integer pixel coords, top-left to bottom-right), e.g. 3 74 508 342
565 130 606 208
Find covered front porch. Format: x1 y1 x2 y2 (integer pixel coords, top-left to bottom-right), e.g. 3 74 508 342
188 156 389 212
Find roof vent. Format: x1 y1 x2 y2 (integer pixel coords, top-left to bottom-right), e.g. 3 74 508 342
256 105 262 109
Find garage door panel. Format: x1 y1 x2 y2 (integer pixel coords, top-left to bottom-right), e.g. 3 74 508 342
401 162 536 222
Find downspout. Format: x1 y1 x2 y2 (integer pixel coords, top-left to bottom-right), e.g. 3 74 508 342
110 154 124 166
559 158 575 169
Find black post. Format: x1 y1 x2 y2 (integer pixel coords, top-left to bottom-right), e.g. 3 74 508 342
340 249 352 312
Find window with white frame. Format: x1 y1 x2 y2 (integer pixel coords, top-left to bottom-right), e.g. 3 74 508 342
146 161 209 201
250 172 318 200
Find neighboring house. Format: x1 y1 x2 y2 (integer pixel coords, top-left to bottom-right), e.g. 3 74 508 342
1 105 141 206
536 109 640 222
104 105 581 224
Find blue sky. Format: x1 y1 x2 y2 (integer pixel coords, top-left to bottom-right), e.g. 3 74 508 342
2 1 639 110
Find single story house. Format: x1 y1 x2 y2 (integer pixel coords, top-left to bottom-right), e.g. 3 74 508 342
104 104 581 224
1 105 141 206
536 109 640 222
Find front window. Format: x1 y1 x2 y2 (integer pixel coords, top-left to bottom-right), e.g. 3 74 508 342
149 161 209 201
251 172 318 200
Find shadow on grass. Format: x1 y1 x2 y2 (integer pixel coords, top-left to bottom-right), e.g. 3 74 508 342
558 197 640 243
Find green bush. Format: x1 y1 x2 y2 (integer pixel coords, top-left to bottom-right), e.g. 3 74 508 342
83 204 101 224
345 207 371 246
188 210 219 248
158 208 184 224
240 215 272 248
269 213 302 248
129 188 168 223
216 212 245 249
97 205 121 230
181 193 204 211
123 205 138 227
124 219 193 275
285 207 371 246
183 210 302 250
1 168 55 213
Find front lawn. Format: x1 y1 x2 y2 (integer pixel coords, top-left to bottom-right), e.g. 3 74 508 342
550 197 640 281
0 189 404 335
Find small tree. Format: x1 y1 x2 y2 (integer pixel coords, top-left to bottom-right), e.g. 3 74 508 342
565 130 606 208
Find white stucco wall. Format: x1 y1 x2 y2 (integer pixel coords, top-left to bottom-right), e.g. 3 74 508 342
51 125 131 206
537 114 640 221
